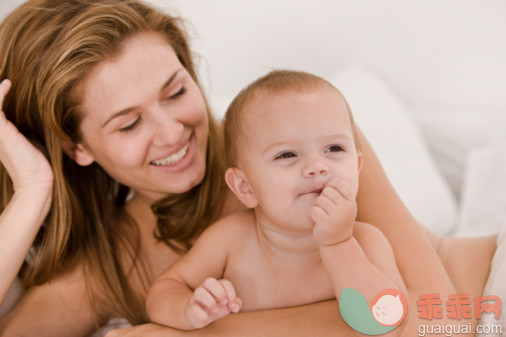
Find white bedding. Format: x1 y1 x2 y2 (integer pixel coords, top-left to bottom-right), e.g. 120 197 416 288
477 223 506 336
1 0 506 335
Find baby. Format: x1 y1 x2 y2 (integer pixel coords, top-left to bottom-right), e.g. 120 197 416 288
146 70 407 333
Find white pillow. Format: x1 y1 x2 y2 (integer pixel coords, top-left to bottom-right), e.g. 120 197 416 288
457 135 506 237
329 65 457 235
410 107 506 199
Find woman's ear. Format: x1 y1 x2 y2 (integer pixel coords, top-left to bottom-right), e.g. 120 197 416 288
61 140 95 166
225 167 258 209
357 151 363 173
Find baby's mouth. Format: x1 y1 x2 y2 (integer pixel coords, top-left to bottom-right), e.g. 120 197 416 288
150 141 190 166
301 188 323 197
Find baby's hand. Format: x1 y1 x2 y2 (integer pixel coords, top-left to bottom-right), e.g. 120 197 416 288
184 278 243 329
311 177 357 246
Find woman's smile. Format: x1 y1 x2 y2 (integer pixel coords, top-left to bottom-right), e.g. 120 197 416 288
149 133 197 174
150 137 191 166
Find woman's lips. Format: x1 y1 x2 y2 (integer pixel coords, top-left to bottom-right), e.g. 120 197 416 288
149 134 196 173
150 141 190 166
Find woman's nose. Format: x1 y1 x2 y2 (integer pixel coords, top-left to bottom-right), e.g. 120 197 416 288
152 113 184 146
302 158 329 178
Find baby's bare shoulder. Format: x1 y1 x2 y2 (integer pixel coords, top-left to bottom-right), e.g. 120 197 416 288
203 210 256 240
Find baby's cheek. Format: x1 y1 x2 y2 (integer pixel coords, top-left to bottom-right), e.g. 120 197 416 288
346 173 360 198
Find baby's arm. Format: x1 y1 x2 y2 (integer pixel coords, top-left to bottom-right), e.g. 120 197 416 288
312 178 406 335
146 218 243 330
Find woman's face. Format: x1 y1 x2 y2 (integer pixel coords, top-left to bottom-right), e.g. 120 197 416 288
76 32 209 202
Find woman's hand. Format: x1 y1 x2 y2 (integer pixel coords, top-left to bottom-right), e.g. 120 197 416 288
0 79 54 306
0 79 53 197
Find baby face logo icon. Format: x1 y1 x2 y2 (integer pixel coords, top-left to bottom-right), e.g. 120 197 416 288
370 289 407 326
339 288 407 335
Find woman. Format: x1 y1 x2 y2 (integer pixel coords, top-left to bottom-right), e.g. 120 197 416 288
0 0 497 336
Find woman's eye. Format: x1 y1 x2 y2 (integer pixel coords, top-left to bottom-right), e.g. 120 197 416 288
165 86 187 100
119 116 142 133
275 152 296 160
326 145 344 152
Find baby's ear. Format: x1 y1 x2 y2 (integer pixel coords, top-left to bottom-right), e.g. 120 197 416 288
61 139 95 166
225 167 258 208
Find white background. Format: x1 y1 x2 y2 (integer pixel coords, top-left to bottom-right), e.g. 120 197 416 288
2 0 506 235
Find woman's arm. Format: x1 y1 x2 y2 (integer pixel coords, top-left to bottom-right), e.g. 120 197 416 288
107 300 351 337
354 128 474 335
0 191 51 306
0 79 54 306
355 127 455 294
0 265 112 336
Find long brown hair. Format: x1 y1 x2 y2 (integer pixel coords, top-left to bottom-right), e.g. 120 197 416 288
0 0 225 326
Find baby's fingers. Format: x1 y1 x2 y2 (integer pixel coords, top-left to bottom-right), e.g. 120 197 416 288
231 297 243 313
202 277 228 305
186 302 210 328
319 183 340 205
193 286 219 312
310 204 328 223
219 279 242 313
314 191 338 215
326 178 354 201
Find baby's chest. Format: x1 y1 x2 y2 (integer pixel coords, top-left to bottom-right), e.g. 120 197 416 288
224 253 335 311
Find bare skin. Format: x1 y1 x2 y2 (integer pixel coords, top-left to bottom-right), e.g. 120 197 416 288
426 229 496 301
2 130 497 337
104 129 499 337
0 80 53 307
0 68 497 336
355 127 498 335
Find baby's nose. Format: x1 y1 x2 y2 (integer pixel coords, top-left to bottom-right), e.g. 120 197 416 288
302 159 329 177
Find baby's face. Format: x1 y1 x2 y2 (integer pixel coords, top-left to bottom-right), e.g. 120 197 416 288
237 87 361 233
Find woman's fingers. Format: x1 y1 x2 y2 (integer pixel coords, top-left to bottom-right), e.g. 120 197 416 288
0 78 54 194
0 79 12 114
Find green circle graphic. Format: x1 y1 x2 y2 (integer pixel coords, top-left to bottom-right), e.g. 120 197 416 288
339 288 402 335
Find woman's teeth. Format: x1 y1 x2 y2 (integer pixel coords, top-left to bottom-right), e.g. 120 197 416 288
151 142 189 166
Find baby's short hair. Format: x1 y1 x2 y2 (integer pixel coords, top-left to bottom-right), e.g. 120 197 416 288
223 70 359 168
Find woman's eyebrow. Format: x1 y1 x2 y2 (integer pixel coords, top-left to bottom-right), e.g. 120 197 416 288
160 68 183 93
101 69 184 128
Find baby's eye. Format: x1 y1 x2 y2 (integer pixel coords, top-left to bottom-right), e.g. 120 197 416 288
326 145 344 153
275 152 296 160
